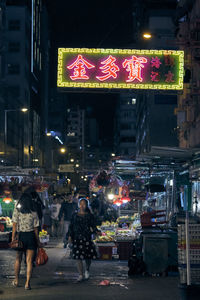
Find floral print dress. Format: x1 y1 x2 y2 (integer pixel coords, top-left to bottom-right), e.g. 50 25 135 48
68 212 99 260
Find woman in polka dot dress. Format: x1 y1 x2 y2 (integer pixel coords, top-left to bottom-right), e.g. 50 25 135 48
68 198 101 282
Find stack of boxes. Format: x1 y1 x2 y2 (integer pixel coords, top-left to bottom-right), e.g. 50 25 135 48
178 224 200 284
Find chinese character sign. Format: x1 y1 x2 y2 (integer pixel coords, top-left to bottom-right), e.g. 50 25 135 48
57 48 184 90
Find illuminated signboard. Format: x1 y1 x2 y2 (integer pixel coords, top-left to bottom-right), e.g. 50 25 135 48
57 48 184 90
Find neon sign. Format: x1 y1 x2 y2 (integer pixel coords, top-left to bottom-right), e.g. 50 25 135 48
57 48 184 90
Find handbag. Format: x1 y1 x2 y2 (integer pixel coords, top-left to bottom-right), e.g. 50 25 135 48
9 234 23 250
36 248 48 266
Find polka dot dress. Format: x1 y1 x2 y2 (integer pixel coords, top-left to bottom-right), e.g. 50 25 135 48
72 238 97 260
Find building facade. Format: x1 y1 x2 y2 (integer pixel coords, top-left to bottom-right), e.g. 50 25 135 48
114 94 137 158
175 0 200 148
0 0 49 168
135 0 179 157
0 0 7 164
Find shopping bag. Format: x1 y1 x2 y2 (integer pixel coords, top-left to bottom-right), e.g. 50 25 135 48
36 248 48 266
9 234 23 251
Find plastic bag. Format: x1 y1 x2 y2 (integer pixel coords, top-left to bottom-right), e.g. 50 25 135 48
36 248 48 266
99 280 110 286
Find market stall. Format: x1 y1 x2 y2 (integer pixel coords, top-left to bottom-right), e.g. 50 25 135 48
0 196 15 248
94 214 141 260
0 175 51 248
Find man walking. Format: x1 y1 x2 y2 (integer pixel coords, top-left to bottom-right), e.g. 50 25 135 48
50 196 61 238
58 193 77 248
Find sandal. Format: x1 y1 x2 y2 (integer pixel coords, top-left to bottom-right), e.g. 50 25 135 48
12 280 19 287
25 285 31 290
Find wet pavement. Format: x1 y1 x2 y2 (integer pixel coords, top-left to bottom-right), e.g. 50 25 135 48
0 239 181 300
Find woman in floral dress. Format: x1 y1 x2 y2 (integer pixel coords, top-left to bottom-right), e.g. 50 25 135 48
68 198 101 282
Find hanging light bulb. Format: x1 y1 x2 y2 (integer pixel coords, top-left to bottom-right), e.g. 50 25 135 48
113 199 122 207
121 197 131 204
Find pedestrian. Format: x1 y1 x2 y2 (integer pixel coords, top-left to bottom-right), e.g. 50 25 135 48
24 186 45 231
73 192 80 205
68 198 101 282
50 196 61 237
43 206 51 235
58 193 77 248
11 193 41 290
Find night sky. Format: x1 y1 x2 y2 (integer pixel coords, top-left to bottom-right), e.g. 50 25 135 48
46 0 133 144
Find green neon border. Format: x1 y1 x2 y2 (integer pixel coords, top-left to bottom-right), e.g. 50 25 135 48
57 48 184 90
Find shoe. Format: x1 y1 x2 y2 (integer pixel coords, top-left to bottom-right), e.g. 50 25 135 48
76 275 83 282
12 280 19 287
25 285 31 290
85 270 90 280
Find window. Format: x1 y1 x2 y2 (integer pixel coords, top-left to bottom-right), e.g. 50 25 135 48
9 86 20 97
121 123 131 130
8 20 20 31
8 64 20 75
8 42 20 53
132 98 136 105
123 111 132 118
154 95 177 105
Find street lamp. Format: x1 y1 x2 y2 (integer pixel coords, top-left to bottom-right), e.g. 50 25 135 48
108 193 114 200
4 108 28 161
142 32 152 39
21 108 28 112
60 147 66 154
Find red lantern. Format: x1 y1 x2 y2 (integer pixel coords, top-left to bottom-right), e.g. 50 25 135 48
113 198 122 206
121 197 131 204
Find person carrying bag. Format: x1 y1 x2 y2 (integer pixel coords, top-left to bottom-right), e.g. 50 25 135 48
11 193 42 290
9 232 23 250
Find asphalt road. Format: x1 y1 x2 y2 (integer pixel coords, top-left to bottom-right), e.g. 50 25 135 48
0 239 181 300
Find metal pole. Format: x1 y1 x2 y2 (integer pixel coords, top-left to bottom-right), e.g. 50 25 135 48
4 110 7 159
51 149 54 172
185 210 191 285
82 110 85 171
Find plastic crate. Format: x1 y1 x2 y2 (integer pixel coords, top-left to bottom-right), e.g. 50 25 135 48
179 266 200 285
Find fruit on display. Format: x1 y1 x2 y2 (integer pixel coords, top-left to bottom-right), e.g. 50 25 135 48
116 229 134 240
101 221 117 227
39 229 49 243
96 235 114 242
39 229 48 237
103 231 115 236
0 216 13 227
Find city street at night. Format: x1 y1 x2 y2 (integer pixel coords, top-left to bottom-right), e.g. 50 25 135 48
1 1 200 300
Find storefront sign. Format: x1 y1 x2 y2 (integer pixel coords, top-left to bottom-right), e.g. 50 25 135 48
58 164 74 173
57 48 184 90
